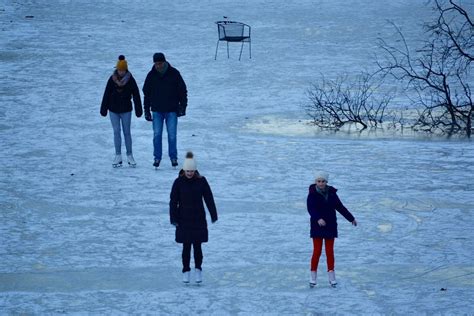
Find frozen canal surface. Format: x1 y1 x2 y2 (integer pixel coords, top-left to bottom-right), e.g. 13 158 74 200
1 0 473 314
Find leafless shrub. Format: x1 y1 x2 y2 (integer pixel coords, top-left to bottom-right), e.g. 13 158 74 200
305 72 393 131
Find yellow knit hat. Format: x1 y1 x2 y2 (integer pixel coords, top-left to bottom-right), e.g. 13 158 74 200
116 55 128 71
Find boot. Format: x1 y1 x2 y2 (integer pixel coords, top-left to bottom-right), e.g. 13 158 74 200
171 159 178 168
328 270 337 286
127 154 136 167
112 154 122 168
309 271 317 287
195 268 202 284
182 271 190 284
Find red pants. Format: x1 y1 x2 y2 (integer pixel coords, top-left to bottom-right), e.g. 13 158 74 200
311 238 335 271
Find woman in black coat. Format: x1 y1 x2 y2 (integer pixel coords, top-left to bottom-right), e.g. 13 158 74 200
306 171 357 287
100 55 142 167
169 152 218 284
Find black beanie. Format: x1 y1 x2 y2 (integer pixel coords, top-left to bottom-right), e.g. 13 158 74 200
153 52 166 62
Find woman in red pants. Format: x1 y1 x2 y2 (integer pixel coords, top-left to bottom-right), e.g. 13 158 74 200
306 171 357 287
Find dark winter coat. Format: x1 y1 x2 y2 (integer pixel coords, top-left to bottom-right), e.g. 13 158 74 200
100 71 143 117
307 184 355 239
142 63 187 116
170 173 218 243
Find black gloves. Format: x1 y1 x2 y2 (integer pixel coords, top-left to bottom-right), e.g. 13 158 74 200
100 109 107 117
145 111 152 121
135 107 143 118
177 104 186 117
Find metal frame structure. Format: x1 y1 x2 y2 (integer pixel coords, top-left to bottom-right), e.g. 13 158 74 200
215 21 251 61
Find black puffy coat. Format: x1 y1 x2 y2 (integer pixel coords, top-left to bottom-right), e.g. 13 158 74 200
100 71 142 116
307 184 354 239
170 173 218 243
142 63 187 115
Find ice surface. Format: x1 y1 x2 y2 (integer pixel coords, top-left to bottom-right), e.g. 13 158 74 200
1 0 473 314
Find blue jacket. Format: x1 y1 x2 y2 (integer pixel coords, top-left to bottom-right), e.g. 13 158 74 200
307 184 354 238
142 63 187 114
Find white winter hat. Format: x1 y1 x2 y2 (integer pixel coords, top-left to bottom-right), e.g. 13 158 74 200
182 151 197 171
315 171 329 182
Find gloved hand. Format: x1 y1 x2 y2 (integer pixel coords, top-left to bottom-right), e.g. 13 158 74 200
100 109 107 117
212 219 217 224
177 105 186 117
145 111 152 121
135 107 143 118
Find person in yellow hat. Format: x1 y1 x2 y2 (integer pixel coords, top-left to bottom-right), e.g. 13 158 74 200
100 55 143 167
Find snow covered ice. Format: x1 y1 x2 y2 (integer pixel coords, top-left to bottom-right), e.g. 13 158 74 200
1 0 473 314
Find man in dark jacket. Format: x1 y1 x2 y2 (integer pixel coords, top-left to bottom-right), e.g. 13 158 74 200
143 52 188 168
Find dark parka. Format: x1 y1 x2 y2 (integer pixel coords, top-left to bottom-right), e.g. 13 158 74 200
307 184 355 239
170 173 218 243
100 71 142 117
142 64 187 115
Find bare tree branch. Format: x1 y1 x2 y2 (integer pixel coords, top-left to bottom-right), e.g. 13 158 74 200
377 0 473 137
305 72 393 131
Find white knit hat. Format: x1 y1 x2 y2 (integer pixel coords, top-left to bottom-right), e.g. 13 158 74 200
182 151 197 171
315 171 329 182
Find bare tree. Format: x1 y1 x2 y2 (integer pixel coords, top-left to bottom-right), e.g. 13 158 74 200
305 72 392 131
377 0 473 137
430 0 473 64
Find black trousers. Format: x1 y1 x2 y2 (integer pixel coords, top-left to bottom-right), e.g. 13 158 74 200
182 242 203 273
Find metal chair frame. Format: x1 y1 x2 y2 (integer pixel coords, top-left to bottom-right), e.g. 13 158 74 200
214 21 251 61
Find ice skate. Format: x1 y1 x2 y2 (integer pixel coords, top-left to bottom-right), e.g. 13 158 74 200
171 159 178 169
309 271 317 288
127 154 136 167
153 159 160 169
195 268 202 284
112 154 122 168
328 270 337 287
182 271 190 284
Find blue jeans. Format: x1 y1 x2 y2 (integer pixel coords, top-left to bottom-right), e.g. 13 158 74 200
152 112 178 161
109 111 132 155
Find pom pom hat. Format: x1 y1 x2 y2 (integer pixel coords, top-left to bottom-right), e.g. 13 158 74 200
315 171 329 182
182 151 197 171
116 55 128 71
